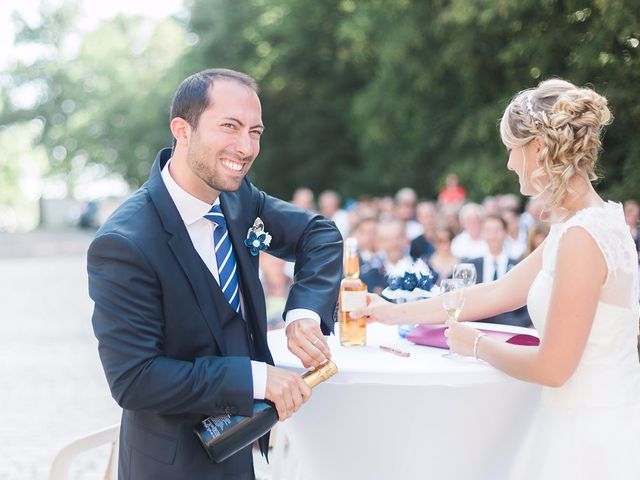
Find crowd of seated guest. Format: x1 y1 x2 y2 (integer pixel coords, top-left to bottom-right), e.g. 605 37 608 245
260 183 639 330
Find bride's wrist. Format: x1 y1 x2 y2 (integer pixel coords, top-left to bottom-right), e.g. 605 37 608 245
473 333 487 360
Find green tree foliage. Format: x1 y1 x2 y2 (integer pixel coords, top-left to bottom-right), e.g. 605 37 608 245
184 0 366 198
0 2 190 187
0 127 25 205
182 0 639 201
1 0 638 202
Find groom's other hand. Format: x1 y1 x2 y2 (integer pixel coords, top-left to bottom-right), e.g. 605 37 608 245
285 318 331 369
265 365 311 420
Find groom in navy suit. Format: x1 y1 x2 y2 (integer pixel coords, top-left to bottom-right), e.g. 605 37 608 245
87 69 342 479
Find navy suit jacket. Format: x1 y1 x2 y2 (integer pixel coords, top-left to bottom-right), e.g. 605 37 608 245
464 256 532 328
87 148 342 479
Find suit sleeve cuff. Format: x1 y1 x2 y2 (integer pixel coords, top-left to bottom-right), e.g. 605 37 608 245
285 308 321 325
251 361 267 400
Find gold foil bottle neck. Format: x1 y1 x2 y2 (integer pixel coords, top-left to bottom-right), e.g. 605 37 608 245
301 360 338 388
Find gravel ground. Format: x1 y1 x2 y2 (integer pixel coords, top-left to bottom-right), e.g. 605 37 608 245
0 230 271 479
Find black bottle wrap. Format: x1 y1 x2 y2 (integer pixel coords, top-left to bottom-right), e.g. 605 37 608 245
195 360 338 463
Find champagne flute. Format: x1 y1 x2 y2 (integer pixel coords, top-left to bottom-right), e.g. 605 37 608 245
440 278 466 359
453 263 477 288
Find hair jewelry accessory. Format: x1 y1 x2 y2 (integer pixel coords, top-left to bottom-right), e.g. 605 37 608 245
244 217 271 256
525 96 542 126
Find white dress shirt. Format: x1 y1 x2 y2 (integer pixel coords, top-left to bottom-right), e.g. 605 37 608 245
161 160 320 400
504 236 526 260
331 209 351 238
406 220 424 242
451 231 488 259
482 251 509 282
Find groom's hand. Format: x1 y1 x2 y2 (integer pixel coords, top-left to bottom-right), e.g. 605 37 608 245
285 318 331 369
265 365 311 421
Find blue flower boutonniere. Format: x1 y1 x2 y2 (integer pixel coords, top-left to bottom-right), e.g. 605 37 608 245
244 217 272 256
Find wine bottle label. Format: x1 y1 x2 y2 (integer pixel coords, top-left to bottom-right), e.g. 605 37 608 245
202 414 232 439
341 290 367 312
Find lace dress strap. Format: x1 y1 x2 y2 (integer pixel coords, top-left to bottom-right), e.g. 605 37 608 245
555 202 639 307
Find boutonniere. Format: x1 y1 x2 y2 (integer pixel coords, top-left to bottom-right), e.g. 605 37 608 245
244 217 272 256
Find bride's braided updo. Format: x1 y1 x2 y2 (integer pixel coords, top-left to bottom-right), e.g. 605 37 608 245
500 79 612 211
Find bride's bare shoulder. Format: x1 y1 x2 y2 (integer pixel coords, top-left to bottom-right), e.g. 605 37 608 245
555 225 607 284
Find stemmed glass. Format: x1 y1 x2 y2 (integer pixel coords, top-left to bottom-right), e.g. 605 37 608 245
440 278 466 359
452 263 477 288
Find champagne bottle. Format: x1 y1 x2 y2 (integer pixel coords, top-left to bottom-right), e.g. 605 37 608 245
195 360 338 463
339 237 368 346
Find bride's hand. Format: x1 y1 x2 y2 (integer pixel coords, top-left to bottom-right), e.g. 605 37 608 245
350 294 402 325
446 322 483 357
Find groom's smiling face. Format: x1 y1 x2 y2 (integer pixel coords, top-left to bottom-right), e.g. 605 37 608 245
186 79 264 196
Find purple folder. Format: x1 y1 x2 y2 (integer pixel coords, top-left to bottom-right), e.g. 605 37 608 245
406 324 540 349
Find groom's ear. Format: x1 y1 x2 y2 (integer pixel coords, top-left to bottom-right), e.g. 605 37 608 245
170 117 192 148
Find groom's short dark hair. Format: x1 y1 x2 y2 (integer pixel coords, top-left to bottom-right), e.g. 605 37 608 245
170 68 259 129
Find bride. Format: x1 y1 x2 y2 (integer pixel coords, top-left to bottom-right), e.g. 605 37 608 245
352 79 640 479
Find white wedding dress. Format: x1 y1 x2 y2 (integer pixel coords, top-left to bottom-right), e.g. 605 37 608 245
509 201 640 479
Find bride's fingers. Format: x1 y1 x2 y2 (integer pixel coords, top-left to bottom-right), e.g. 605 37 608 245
364 315 378 324
351 293 387 319
350 308 370 319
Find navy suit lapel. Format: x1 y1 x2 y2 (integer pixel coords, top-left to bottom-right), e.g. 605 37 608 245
166 234 228 355
220 191 271 362
147 148 227 355
219 192 257 291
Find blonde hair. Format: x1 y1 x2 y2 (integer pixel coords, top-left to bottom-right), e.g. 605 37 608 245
500 78 612 212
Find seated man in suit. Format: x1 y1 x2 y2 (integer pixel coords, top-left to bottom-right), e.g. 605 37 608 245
464 215 532 327
351 216 377 264
87 68 342 480
361 219 412 294
451 202 488 259
409 200 437 261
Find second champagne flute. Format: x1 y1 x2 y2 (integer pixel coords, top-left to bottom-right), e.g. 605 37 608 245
452 263 477 288
440 278 465 359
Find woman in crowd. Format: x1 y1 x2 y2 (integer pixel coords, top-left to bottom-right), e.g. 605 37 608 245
426 226 459 283
524 221 550 257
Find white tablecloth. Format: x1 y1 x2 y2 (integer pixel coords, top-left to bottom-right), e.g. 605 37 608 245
267 322 541 480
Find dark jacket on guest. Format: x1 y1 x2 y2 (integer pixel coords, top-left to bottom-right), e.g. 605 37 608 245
464 256 532 328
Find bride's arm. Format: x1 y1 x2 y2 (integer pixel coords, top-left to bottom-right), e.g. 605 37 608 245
353 239 545 325
450 227 606 387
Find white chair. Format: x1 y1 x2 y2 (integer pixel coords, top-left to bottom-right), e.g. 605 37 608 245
49 424 120 480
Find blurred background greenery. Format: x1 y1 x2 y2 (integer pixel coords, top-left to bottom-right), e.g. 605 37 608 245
1 0 638 230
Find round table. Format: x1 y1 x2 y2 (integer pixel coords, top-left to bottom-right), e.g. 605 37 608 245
267 322 541 480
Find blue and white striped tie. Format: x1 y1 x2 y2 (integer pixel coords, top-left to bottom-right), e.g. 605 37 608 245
204 204 241 313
